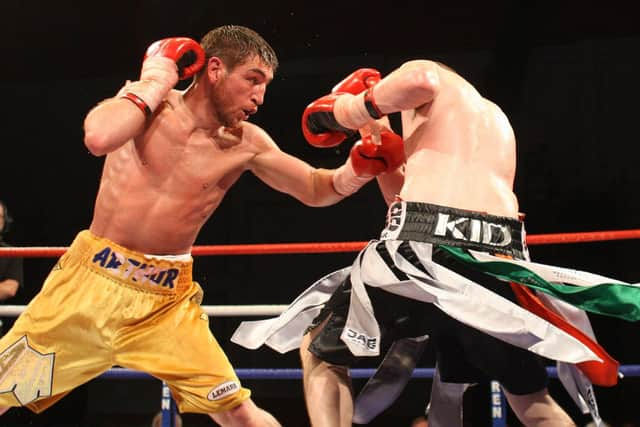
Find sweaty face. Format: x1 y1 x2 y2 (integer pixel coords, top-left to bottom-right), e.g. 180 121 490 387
209 56 274 128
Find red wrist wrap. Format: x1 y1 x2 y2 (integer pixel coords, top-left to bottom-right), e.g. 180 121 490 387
120 92 152 118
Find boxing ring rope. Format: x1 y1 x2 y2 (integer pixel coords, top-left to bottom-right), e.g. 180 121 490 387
1 227 639 426
2 228 640 259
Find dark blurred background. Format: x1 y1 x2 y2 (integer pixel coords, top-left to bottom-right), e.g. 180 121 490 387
1 0 639 426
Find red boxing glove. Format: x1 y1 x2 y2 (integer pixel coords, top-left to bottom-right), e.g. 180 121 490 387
301 68 383 148
350 129 405 176
332 68 381 94
145 37 206 80
301 94 357 147
120 37 206 118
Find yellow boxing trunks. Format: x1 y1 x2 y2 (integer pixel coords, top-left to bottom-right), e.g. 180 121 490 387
0 230 250 414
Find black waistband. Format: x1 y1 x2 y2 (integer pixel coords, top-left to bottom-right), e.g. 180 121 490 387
379 201 527 259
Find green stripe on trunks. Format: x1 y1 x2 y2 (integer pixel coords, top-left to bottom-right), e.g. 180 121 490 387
440 245 640 322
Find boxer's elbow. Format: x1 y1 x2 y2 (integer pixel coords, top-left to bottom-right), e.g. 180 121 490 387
83 102 137 156
83 105 112 156
83 115 129 156
399 60 440 103
409 69 439 103
83 127 110 157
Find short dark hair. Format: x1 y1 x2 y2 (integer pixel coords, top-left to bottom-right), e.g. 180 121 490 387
200 25 278 72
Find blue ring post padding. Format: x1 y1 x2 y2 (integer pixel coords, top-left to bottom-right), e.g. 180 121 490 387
161 382 176 427
490 381 507 427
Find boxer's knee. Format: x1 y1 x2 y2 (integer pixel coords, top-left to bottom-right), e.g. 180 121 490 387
209 399 280 427
300 316 330 369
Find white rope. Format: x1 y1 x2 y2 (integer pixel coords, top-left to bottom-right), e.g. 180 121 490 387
0 304 287 317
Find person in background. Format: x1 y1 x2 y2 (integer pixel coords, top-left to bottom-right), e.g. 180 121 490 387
0 199 23 336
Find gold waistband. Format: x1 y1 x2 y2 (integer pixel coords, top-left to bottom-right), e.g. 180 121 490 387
64 230 193 294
